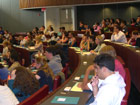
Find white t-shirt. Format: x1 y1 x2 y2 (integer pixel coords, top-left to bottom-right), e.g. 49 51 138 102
88 73 126 105
0 85 19 105
111 31 127 43
2 47 8 54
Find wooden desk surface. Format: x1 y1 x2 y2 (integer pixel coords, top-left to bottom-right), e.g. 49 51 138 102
39 49 95 105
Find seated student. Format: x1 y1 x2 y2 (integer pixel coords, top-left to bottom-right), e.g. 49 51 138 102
57 27 65 37
35 35 43 53
58 32 69 44
8 52 21 72
45 47 63 75
89 36 97 51
33 56 54 92
111 25 127 43
8 66 40 102
93 22 101 33
0 34 3 43
79 45 125 90
130 18 136 26
4 30 10 39
19 36 26 47
48 33 60 46
46 25 54 36
24 35 34 47
128 30 140 46
8 35 17 45
0 27 4 35
0 64 19 105
101 23 110 32
32 27 39 35
98 29 105 40
80 34 90 51
7 43 17 58
87 54 126 105
68 32 77 47
78 21 86 31
54 44 69 67
38 31 46 42
90 35 106 55
120 20 129 38
2 40 9 58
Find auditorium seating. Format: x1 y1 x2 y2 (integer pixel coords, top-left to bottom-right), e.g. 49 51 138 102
53 75 61 91
62 63 69 79
117 56 126 67
19 85 49 105
121 68 131 105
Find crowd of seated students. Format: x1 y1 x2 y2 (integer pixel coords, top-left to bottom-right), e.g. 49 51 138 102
0 25 72 104
0 15 140 104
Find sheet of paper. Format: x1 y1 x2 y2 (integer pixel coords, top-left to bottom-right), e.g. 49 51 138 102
29 46 35 50
74 77 80 80
57 98 66 102
64 87 71 91
82 52 91 55
71 82 83 92
104 39 111 42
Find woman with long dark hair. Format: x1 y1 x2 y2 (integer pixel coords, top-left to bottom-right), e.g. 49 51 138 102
8 66 39 102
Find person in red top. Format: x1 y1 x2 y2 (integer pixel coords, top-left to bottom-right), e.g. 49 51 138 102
128 30 139 46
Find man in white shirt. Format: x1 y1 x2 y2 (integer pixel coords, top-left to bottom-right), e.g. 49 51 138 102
111 25 127 43
87 54 126 105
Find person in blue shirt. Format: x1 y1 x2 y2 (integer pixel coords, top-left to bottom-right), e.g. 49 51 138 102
0 27 4 35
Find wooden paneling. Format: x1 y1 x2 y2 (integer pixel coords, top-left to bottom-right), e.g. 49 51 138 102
20 0 136 9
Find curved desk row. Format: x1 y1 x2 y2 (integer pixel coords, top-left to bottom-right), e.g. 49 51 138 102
0 44 37 67
38 48 95 105
104 41 140 92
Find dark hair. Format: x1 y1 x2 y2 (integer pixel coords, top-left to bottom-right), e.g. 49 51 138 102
0 64 4 69
42 26 45 29
121 20 126 25
10 52 19 61
4 30 8 33
94 54 115 72
131 18 136 23
27 32 32 36
38 31 44 35
61 27 65 30
46 46 57 56
99 29 104 34
14 66 39 95
114 25 121 30
132 30 139 35
69 32 75 37
50 27 54 31
35 27 39 31
110 18 115 23
63 32 69 37
53 33 58 38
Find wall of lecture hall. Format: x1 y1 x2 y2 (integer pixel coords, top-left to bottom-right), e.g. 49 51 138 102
0 0 44 33
77 2 140 27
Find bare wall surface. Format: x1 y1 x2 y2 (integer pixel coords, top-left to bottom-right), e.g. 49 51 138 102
0 0 44 33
